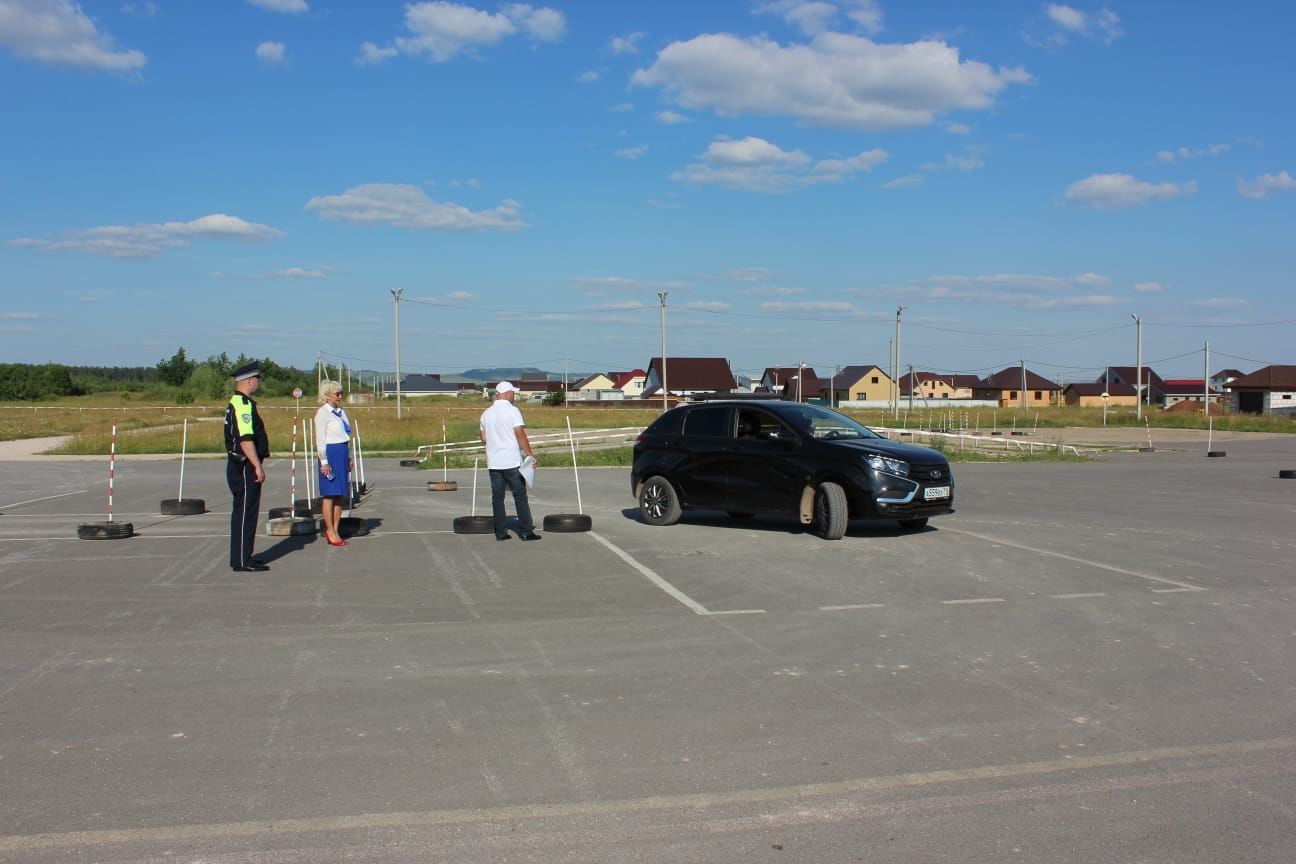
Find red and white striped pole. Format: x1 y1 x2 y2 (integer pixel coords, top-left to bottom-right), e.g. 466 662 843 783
107 417 118 523
290 420 298 513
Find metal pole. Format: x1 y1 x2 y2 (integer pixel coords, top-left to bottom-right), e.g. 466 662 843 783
658 291 669 413
1103 366 1110 426
893 306 906 420
908 365 914 412
797 361 804 402
1132 312 1143 421
392 288 404 420
1204 341 1210 419
1020 358 1027 411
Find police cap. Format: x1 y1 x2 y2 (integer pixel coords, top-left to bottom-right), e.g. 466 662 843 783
233 362 262 382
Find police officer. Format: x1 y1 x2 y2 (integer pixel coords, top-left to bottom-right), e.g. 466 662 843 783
224 362 271 572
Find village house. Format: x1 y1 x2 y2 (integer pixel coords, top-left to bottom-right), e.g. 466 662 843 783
613 369 647 398
1062 381 1138 408
1102 366 1167 407
1228 365 1296 415
1162 379 1213 408
760 367 822 401
898 372 981 401
1210 368 1245 394
826 365 892 403
398 373 460 397
973 367 1061 407
642 357 737 400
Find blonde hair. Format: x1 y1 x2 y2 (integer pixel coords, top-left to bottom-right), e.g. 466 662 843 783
319 380 342 402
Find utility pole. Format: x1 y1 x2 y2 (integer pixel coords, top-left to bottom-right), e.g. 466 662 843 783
1204 341 1210 419
391 288 404 420
907 365 915 411
797 360 804 402
657 292 669 413
1103 366 1110 426
893 306 907 420
1020 359 1027 410
1131 312 1143 421
830 364 839 409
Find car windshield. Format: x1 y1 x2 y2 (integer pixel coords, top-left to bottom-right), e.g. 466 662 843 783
779 404 881 440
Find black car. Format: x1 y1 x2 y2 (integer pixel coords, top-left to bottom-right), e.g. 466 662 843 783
631 400 953 539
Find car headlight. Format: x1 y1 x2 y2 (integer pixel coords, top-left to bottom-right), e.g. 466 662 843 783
866 453 909 476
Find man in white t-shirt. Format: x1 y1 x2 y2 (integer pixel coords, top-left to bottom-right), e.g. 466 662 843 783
479 381 540 541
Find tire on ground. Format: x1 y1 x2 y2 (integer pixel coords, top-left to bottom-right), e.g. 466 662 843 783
339 516 369 537
638 476 682 526
160 498 205 515
428 481 458 492
77 521 134 540
543 513 592 532
399 459 420 467
813 481 847 540
453 515 496 535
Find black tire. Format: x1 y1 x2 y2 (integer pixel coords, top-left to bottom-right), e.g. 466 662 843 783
453 515 496 535
813 482 847 540
543 513 592 533
727 512 755 520
639 476 682 526
339 516 369 537
1279 469 1296 479
268 506 293 519
428 481 458 492
294 498 322 514
1207 451 1227 458
77 521 134 540
400 459 420 467
898 517 929 531
160 498 205 515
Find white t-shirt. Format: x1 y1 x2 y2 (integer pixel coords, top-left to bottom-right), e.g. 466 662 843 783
480 399 526 469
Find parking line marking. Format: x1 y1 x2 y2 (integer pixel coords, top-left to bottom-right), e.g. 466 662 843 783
0 490 87 509
1150 588 1198 594
942 527 1206 592
1052 592 1107 599
820 603 886 611
0 735 1291 853
587 530 759 616
941 598 1005 605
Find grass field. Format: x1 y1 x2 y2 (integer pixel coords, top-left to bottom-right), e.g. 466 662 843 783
5 393 1290 455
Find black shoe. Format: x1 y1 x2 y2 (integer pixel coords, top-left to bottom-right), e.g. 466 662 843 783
249 558 268 566
519 533 542 541
495 535 511 541
232 563 270 572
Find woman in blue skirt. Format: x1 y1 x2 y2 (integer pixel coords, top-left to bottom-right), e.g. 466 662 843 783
315 380 353 546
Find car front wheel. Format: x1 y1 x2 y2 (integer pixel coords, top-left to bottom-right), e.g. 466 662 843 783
639 476 682 526
813 481 847 540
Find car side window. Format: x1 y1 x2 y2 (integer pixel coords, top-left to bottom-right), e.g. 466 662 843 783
736 409 786 441
683 405 729 437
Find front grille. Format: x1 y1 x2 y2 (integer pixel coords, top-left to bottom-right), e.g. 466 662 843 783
909 463 950 483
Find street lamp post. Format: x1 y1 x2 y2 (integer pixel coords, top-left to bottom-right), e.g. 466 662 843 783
1131 312 1143 421
893 306 907 420
658 292 669 414
391 288 404 420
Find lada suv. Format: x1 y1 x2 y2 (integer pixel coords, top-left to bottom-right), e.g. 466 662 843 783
631 400 953 540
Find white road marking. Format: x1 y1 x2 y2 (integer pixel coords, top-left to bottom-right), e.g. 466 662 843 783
0 490 87 509
942 527 1206 592
941 598 1005 605
587 530 765 616
820 603 886 611
1052 592 1107 599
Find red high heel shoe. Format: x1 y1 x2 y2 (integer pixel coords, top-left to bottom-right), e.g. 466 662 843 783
326 537 349 547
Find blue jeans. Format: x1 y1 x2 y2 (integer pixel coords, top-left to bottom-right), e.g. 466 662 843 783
489 467 533 538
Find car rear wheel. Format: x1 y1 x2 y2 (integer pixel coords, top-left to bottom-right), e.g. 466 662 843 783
898 517 928 531
813 482 847 540
639 476 682 526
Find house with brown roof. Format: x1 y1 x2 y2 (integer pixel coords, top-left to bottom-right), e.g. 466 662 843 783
973 367 1061 407
643 357 737 399
898 371 981 401
1228 365 1296 415
1063 381 1137 408
516 379 564 399
826 364 892 402
1102 366 1167 407
760 367 822 401
1210 368 1245 394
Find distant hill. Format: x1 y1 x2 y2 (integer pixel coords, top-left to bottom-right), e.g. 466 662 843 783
460 367 554 382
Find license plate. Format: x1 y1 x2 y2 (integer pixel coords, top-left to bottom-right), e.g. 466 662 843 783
924 485 950 500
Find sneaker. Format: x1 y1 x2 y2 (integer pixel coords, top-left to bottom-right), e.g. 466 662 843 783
232 563 270 572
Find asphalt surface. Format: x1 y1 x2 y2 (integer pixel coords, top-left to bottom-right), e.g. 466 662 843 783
1 439 1294 862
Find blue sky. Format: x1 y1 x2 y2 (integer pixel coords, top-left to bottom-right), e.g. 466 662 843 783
2 0 1293 385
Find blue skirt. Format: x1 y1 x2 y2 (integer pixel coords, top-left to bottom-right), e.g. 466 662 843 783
319 441 350 496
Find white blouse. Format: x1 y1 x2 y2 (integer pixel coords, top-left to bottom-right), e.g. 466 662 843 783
314 404 351 464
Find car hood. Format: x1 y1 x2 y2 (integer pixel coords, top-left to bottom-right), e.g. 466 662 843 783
830 437 949 464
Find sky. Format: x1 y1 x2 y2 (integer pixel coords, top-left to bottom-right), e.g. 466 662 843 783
1 0 1293 386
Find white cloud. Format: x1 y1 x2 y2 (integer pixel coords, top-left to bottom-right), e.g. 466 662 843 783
846 0 885 34
0 0 146 71
306 183 526 231
755 0 838 36
616 145 649 160
926 272 1111 292
883 173 924 189
1237 170 1296 199
609 31 644 55
633 32 1030 131
921 145 987 172
654 109 691 125
256 41 287 65
1191 297 1248 309
683 300 732 311
740 285 807 296
10 214 283 258
121 2 159 15
611 102 634 113
247 0 308 11
1 311 38 319
273 267 325 279
674 136 885 192
761 300 857 312
1043 4 1123 44
1154 143 1230 164
725 267 773 282
577 69 599 83
943 121 972 135
572 276 692 295
365 1 565 64
1064 173 1197 209
1133 281 1164 294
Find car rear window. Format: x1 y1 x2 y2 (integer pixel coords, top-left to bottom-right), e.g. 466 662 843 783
683 405 729 437
645 408 685 436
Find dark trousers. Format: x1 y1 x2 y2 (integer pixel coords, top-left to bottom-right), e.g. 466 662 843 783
227 460 262 567
489 467 533 538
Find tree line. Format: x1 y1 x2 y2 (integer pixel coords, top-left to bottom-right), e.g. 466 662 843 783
0 348 314 402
